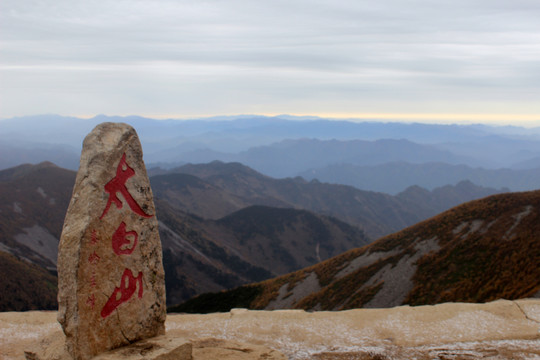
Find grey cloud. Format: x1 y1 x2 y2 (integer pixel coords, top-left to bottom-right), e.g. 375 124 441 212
1 0 540 118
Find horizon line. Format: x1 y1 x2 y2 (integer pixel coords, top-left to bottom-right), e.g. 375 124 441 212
3 112 540 127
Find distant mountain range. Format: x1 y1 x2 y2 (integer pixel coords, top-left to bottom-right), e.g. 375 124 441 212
299 162 540 194
3 114 540 194
171 189 540 313
0 161 505 309
151 161 506 239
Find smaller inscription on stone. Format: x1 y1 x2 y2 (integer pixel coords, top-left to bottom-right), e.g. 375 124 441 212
57 123 166 360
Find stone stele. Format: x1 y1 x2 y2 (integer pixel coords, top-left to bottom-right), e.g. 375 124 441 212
57 122 166 360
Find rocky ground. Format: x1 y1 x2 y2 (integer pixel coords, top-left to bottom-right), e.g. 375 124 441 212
2 299 540 359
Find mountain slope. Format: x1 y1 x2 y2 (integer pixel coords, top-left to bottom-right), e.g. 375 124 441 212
0 163 369 307
0 162 75 270
164 161 505 239
0 251 57 311
157 202 369 305
171 190 540 313
0 161 507 309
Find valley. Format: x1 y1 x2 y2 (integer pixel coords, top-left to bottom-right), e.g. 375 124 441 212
0 160 506 309
172 189 540 313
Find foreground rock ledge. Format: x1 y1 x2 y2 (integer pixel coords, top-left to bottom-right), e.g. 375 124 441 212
24 335 192 360
2 299 539 360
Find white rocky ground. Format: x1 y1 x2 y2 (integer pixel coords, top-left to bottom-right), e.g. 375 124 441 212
2 299 540 360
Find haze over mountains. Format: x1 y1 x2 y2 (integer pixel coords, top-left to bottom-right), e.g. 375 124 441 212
2 114 540 312
2 115 540 193
0 161 504 310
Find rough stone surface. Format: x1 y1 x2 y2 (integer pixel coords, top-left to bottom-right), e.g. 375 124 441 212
3 300 540 360
191 338 285 360
57 122 166 360
23 331 192 360
93 336 191 360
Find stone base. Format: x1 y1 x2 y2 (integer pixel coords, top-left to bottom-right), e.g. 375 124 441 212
93 336 192 360
25 333 192 360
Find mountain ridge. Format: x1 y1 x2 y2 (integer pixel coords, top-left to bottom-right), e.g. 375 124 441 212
171 189 540 313
157 161 506 239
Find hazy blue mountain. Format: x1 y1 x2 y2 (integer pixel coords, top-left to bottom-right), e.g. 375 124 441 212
510 156 540 170
0 142 80 171
435 135 540 169
3 114 540 165
298 162 540 194
231 138 477 178
4 114 540 185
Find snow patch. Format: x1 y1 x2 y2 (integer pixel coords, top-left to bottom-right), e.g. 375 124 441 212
414 236 440 254
14 225 59 265
13 202 23 214
36 187 47 198
361 255 417 308
335 249 401 279
453 220 489 239
0 243 14 255
267 272 321 310
36 187 56 205
158 221 215 265
357 237 440 308
503 205 534 240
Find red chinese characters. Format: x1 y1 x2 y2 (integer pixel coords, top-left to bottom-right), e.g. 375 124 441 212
100 153 152 220
100 269 143 318
98 153 154 319
112 222 138 255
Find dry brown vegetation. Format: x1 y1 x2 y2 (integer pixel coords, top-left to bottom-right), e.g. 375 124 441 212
406 191 540 305
0 251 57 311
177 190 540 313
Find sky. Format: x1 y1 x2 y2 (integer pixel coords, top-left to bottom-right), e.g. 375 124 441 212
1 0 540 125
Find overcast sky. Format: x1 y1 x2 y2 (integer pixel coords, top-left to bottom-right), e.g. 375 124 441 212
1 0 539 124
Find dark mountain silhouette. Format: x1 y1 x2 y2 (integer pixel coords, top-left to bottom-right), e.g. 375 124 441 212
171 190 540 313
159 161 505 239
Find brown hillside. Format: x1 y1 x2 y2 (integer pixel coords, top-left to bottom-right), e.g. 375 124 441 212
157 201 369 305
171 190 540 313
164 161 504 239
0 162 75 269
0 162 369 309
0 251 57 311
0 161 508 310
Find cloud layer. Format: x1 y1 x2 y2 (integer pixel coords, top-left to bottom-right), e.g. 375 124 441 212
1 0 540 122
